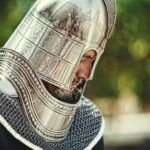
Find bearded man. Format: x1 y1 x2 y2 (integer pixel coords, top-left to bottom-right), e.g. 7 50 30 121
0 0 116 149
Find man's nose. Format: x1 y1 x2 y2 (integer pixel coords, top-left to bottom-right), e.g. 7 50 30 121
76 61 91 81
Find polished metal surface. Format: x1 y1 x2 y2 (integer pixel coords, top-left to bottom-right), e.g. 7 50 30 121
0 0 116 142
4 0 116 90
0 48 81 141
0 91 103 150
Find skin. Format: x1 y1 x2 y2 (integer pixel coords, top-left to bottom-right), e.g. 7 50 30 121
42 50 96 99
71 50 96 89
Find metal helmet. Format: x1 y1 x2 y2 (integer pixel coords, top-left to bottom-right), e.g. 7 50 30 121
4 0 116 90
0 0 116 141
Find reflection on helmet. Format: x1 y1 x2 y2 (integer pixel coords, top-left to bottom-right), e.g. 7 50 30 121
4 0 116 90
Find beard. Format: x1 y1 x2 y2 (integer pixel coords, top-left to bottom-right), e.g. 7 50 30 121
42 79 85 104
52 81 85 104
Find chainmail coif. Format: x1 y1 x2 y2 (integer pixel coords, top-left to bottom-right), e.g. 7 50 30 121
0 92 102 150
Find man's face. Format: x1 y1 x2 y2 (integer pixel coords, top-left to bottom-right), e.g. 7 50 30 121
71 50 96 89
42 50 96 103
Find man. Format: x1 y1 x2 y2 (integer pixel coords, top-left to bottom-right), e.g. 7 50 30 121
0 0 116 149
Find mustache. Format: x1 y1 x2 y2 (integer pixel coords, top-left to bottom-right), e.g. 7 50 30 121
53 78 86 103
72 78 85 87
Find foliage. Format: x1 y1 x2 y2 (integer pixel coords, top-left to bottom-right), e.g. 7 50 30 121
87 0 150 103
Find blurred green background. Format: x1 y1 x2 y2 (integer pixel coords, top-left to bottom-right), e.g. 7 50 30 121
0 0 150 149
87 0 150 107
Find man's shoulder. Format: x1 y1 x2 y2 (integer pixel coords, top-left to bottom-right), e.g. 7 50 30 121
75 96 103 125
69 96 105 149
0 92 105 149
